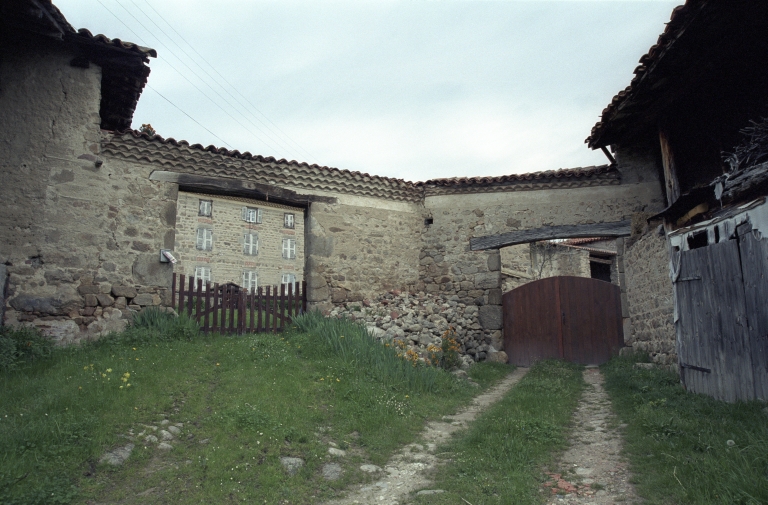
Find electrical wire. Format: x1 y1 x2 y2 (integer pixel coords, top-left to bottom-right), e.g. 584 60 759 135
148 85 233 148
138 0 319 164
107 0 286 157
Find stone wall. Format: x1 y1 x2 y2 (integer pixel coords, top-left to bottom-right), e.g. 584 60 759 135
421 181 666 344
305 197 422 311
174 191 305 288
0 39 176 343
623 229 676 368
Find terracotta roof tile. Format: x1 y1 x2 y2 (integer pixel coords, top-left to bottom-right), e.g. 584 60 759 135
111 130 619 199
73 28 157 59
586 1 700 148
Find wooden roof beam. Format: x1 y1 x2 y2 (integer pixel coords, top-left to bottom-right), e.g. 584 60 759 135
469 220 632 251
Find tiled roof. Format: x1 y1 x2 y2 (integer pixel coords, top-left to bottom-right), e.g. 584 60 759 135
419 165 620 196
3 0 155 131
106 130 621 200
586 1 702 148
72 28 157 59
104 130 423 202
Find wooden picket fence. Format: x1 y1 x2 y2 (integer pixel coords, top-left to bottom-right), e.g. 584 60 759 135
171 273 307 334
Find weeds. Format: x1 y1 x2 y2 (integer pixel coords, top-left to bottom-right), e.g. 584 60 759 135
293 311 452 394
602 353 768 504
0 326 54 373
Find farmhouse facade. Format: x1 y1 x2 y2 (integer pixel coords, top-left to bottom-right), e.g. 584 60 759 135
3 0 767 400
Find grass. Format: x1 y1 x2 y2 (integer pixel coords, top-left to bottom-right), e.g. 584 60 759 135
602 353 768 505
0 311 510 504
414 360 585 505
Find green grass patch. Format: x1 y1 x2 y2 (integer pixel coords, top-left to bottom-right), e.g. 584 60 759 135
602 353 768 505
0 311 510 504
414 360 585 505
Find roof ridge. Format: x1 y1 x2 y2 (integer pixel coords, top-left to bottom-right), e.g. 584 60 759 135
110 129 617 188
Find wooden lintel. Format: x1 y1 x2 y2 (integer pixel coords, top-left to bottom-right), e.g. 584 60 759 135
469 220 632 251
149 171 337 208
589 256 614 265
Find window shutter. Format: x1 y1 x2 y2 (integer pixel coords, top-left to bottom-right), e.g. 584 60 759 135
257 208 263 224
254 234 259 255
205 229 213 250
243 233 248 254
196 229 203 249
241 207 248 221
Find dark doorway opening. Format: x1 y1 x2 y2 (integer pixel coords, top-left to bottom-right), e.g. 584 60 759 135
589 257 612 282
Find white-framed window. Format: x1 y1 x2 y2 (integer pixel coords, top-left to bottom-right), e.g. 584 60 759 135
198 199 212 217
196 228 213 251
194 266 211 285
243 233 258 255
282 238 296 259
242 271 258 293
281 273 296 286
241 206 262 224
284 213 295 229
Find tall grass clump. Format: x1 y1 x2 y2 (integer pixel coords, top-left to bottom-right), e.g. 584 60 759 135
0 326 54 373
293 311 449 393
114 307 201 345
602 353 768 504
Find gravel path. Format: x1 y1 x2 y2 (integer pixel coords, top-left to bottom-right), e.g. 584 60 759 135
543 367 639 504
322 367 529 505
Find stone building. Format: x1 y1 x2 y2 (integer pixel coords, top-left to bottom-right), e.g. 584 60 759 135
173 191 304 290
0 0 663 351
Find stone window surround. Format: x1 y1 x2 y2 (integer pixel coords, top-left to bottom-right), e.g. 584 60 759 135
242 206 263 224
242 270 258 292
243 232 258 255
196 227 213 251
199 199 212 217
194 266 212 285
282 238 296 259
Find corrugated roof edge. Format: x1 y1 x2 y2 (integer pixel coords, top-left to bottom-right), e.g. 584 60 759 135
586 0 699 148
73 28 157 59
111 129 616 188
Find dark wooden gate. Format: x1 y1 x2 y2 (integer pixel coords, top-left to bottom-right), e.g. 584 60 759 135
675 223 768 402
171 273 307 335
503 276 623 366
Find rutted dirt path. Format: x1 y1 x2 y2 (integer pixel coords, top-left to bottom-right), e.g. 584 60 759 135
543 367 639 504
323 367 529 505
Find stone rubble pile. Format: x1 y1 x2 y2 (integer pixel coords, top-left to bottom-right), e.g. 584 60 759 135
329 290 508 366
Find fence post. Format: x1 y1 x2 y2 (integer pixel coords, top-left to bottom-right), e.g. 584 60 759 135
272 285 278 333
256 286 263 333
187 276 194 318
203 281 211 333
302 280 307 314
287 282 294 322
171 273 177 312
212 283 220 333
196 279 202 326
178 274 186 316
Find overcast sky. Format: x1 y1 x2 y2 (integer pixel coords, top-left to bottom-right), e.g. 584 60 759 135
56 0 679 181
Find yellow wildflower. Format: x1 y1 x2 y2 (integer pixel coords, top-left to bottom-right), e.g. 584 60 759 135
106 368 112 373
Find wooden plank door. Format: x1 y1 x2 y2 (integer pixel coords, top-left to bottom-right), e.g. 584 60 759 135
503 276 623 367
675 241 755 402
736 229 768 401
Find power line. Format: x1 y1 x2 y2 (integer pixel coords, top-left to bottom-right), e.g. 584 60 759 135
95 0 234 148
138 0 319 164
108 0 286 157
123 0 300 159
148 85 233 148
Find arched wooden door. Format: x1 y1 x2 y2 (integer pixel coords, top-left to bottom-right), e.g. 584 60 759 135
503 276 623 366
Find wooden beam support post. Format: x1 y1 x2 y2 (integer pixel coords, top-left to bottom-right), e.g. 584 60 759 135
659 125 681 206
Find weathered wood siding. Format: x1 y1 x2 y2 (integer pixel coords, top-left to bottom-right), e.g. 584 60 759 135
675 225 768 402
